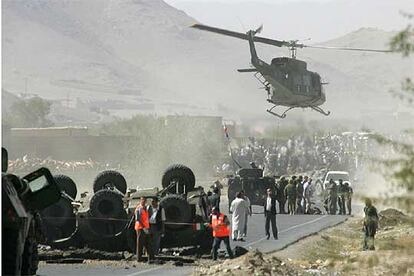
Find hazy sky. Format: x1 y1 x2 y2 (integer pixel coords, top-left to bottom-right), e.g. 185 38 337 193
165 0 413 42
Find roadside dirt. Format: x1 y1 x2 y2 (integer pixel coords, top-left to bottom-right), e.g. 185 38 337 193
194 208 414 276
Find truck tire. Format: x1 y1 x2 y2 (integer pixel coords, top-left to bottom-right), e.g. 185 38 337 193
54 174 77 199
41 197 74 228
89 189 124 218
162 164 195 194
86 190 128 242
160 194 191 230
93 170 127 195
126 219 137 253
21 239 38 276
2 229 22 276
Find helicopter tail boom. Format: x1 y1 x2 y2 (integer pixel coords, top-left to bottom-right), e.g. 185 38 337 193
237 68 257 73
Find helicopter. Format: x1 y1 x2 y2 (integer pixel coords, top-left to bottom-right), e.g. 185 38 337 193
191 24 390 118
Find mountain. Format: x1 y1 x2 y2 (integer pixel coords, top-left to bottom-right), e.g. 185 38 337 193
2 0 413 130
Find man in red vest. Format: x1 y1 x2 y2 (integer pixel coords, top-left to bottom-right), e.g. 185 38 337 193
135 197 154 262
209 207 234 260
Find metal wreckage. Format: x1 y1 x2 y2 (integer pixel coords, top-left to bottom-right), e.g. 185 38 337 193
40 164 213 253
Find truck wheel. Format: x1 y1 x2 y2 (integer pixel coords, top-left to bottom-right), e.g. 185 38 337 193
2 229 22 276
41 197 74 228
162 164 195 194
198 230 213 254
126 220 137 253
93 170 127 194
21 239 38 276
87 190 128 240
160 194 191 230
54 174 77 199
89 189 124 218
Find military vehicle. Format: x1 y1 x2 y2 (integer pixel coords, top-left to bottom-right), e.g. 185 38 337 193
2 147 61 275
125 164 212 254
40 175 79 248
39 170 129 251
76 170 128 252
39 164 212 254
227 166 276 212
192 24 390 118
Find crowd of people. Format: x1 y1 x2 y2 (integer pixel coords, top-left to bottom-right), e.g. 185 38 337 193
218 133 374 177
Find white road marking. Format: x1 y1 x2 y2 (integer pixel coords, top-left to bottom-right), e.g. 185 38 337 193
246 215 328 247
125 266 162 276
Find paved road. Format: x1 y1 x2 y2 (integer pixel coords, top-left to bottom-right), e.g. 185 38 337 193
38 206 348 276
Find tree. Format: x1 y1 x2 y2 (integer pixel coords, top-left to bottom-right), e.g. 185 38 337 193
374 13 414 212
4 97 54 128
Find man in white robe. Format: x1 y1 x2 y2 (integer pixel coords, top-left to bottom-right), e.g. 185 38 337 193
241 190 252 237
230 192 250 241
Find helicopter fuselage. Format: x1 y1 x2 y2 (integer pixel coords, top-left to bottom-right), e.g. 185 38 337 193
260 57 326 107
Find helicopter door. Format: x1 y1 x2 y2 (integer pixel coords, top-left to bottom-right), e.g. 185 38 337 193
302 75 312 95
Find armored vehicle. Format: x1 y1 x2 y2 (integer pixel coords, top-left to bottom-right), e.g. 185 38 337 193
40 170 129 251
76 170 128 252
38 164 213 253
227 167 276 212
125 164 213 254
2 148 61 275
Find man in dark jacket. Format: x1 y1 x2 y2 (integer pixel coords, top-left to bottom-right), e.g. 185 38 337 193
148 198 165 255
208 187 221 213
277 177 288 214
264 188 278 240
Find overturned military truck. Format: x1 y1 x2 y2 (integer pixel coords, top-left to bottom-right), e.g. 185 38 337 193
227 167 276 212
40 164 213 253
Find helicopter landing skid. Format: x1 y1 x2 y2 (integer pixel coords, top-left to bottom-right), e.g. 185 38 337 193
267 105 331 118
266 105 295 118
310 106 331 116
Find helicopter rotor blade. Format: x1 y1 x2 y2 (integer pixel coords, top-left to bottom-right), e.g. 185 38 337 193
191 24 391 53
254 24 263 35
304 45 392 53
191 24 289 47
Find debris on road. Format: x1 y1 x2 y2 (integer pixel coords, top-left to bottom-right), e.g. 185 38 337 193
194 249 304 276
38 247 125 261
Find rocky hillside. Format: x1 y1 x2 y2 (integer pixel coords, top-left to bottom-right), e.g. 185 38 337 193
2 0 413 128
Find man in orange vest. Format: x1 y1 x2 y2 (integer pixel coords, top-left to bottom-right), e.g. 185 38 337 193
135 197 154 262
209 207 234 260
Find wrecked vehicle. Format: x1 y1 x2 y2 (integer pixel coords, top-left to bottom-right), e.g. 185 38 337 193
40 164 213 254
125 164 213 254
2 148 61 275
227 167 276 212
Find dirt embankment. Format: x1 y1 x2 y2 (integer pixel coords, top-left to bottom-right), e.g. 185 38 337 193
194 208 414 276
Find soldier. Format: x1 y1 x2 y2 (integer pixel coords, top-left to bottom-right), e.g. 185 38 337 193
327 179 338 215
344 182 353 215
284 179 297 215
296 176 304 214
337 179 346 215
363 198 379 250
277 177 288 214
